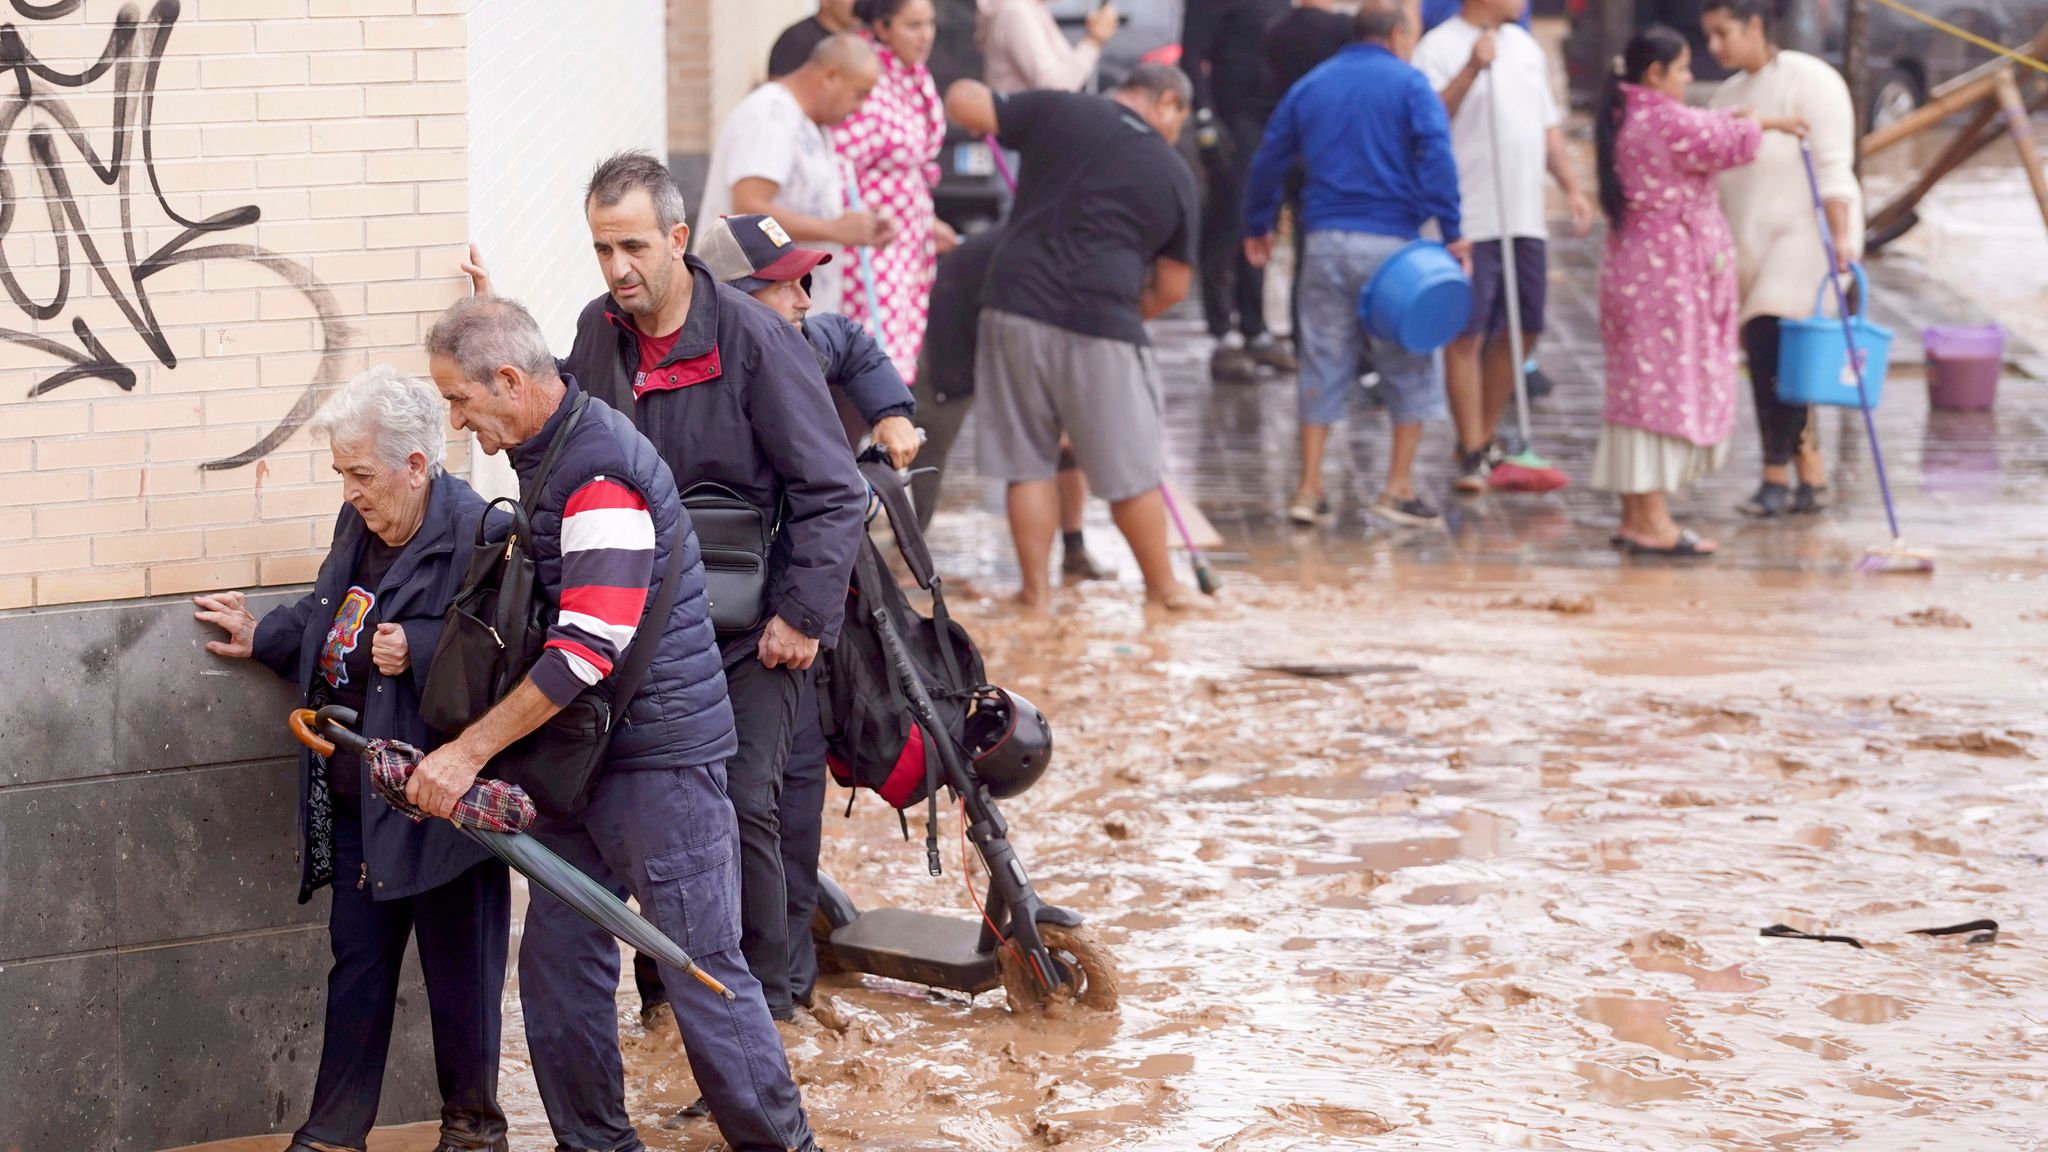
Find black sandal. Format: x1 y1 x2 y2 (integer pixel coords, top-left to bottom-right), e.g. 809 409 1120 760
1627 529 1716 558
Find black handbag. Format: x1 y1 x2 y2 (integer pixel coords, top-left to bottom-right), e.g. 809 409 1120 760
681 479 777 638
419 393 683 819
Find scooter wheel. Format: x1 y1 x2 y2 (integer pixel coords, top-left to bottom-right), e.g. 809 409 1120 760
999 922 1121 1014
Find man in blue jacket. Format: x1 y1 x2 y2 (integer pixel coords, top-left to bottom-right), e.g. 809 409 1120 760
472 151 868 1025
646 210 919 1016
411 294 818 1152
1243 0 1466 530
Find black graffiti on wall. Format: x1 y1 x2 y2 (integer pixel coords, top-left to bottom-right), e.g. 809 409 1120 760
1 0 350 470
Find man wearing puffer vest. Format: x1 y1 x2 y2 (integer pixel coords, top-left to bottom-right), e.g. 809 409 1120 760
411 295 820 1152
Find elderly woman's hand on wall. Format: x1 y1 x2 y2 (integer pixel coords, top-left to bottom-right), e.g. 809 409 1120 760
193 591 258 658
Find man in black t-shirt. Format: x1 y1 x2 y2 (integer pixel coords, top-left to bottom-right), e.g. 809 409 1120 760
942 65 1206 611
766 0 859 78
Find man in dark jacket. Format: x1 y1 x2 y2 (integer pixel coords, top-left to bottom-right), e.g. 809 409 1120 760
544 151 866 1023
411 295 818 1152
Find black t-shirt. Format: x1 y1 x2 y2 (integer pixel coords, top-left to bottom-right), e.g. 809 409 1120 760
768 16 830 78
1264 7 1353 104
1183 0 1292 122
982 91 1199 347
921 226 1005 402
314 533 405 802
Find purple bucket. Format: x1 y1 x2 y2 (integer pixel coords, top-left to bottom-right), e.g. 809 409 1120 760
1923 324 2003 411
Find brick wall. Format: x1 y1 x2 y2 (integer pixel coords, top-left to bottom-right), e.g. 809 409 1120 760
0 0 473 610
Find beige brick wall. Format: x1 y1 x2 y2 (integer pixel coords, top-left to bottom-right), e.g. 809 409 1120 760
0 0 484 608
670 0 814 159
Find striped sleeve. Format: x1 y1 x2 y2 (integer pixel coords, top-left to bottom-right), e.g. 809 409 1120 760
532 477 657 707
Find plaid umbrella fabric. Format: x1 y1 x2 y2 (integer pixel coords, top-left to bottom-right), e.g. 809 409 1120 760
365 739 537 833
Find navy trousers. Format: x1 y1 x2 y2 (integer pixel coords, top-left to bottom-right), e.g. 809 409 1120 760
296 804 510 1152
520 764 814 1152
637 672 829 1012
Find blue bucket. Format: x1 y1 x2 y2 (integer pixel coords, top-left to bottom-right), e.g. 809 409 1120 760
1776 263 1892 409
1358 240 1472 354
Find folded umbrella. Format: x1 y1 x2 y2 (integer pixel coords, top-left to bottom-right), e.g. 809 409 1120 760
290 708 734 1000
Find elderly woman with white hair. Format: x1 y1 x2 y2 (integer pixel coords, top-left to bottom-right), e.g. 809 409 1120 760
193 366 511 1152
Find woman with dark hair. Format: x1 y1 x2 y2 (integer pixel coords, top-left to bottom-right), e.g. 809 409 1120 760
1594 25 1799 555
832 0 952 383
1704 0 1862 517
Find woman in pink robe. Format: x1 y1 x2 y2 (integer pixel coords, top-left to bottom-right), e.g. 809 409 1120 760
834 0 955 384
1593 27 1798 556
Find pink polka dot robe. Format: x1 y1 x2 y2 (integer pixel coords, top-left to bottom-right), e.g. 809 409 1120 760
1599 84 1762 447
832 36 946 385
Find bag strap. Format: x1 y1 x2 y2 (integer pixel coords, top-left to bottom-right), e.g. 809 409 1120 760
522 390 590 508
859 459 936 590
606 516 687 727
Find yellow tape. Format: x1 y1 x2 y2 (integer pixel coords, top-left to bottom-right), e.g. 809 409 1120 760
1866 0 2048 79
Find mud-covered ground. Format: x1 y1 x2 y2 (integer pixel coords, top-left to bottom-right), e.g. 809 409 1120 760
178 108 2048 1152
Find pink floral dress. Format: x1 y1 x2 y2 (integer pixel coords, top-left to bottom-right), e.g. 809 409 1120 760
1599 84 1761 447
831 38 945 384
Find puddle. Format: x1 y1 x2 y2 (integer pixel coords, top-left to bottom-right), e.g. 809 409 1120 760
1578 997 1732 1061
1820 994 1917 1025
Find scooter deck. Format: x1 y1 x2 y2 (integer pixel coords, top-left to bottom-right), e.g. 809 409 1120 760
826 907 1002 995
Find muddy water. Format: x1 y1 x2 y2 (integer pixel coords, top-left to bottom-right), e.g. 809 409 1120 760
425 559 2041 1151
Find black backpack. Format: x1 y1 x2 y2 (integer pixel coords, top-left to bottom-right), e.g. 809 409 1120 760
817 459 985 845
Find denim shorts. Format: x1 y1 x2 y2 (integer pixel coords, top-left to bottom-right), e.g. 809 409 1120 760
1297 230 1445 427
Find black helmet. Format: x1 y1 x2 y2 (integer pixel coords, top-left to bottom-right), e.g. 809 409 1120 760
964 686 1053 798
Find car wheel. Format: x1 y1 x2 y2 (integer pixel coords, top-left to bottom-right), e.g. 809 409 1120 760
1869 66 1925 132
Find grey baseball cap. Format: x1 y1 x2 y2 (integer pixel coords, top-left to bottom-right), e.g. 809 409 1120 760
697 213 832 293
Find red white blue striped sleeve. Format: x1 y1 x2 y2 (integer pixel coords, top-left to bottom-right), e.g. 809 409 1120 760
532 477 656 707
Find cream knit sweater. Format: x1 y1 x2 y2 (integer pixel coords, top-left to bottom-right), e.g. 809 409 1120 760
1708 51 1865 324
979 0 1100 94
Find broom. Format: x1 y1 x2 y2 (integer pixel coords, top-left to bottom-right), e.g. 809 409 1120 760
1482 63 1569 494
1798 139 1934 574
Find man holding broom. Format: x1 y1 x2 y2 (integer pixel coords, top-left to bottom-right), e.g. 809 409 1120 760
1414 0 1591 493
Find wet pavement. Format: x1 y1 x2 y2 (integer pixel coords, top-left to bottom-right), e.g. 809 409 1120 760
177 136 2048 1151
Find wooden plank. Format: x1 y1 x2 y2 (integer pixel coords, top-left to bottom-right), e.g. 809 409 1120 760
1868 100 2001 238
1995 68 2048 234
1861 68 2001 158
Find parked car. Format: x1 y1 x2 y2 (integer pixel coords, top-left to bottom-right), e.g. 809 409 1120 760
929 0 1185 233
1564 0 2048 129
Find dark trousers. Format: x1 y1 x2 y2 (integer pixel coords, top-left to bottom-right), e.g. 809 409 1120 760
1198 112 1269 342
296 805 510 1152
635 657 802 1019
779 671 829 1005
522 764 814 1152
1742 315 1809 468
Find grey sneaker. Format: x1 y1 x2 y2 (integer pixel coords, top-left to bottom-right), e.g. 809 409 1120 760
1373 492 1442 527
1246 337 1298 373
1454 450 1492 494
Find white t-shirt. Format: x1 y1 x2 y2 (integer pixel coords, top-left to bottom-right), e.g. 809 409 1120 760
696 81 847 313
1412 18 1561 242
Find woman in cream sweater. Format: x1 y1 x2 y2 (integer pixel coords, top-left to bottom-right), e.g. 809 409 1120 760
1704 0 1863 519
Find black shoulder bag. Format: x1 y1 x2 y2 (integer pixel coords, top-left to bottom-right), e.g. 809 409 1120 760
681 479 777 638
419 392 684 818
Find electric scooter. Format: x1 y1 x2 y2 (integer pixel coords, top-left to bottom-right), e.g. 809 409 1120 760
807 455 1118 1012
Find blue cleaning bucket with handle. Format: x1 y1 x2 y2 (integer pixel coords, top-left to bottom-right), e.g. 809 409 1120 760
1358 240 1471 354
1776 262 1892 409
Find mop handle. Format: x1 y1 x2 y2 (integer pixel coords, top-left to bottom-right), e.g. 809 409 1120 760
986 134 1018 195
1160 483 1200 554
843 169 890 347
1799 139 1902 540
1484 55 1534 445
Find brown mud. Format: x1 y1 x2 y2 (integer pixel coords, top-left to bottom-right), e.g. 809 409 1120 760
568 563 2048 1150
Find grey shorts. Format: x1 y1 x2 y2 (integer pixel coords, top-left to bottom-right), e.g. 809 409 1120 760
973 309 1164 503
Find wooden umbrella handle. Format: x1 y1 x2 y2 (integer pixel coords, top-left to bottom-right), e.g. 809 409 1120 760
288 708 335 756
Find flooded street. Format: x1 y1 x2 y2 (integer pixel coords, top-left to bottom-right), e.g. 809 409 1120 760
514 139 2048 1148
180 122 2048 1152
